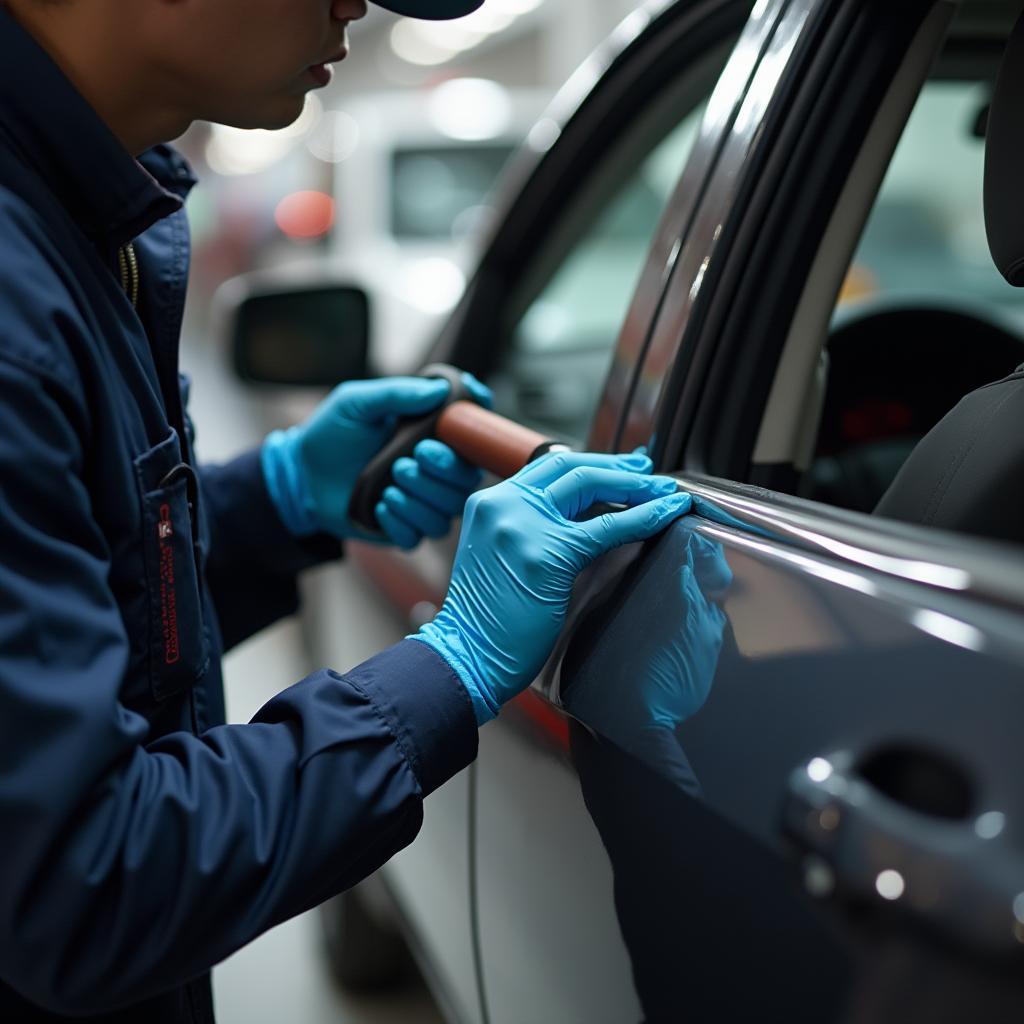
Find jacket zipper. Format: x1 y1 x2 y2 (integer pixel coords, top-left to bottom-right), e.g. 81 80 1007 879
117 241 139 309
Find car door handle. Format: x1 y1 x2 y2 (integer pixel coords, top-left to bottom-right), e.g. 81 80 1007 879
782 744 1024 959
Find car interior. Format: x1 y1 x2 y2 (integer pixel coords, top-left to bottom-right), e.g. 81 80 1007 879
753 0 1024 545
870 6 1024 543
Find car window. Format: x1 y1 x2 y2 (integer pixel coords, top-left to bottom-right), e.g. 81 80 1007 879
834 81 1024 318
793 67 1024 521
488 94 711 445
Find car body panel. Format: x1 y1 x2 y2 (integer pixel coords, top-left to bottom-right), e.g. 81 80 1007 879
552 474 1024 1017
474 726 641 1024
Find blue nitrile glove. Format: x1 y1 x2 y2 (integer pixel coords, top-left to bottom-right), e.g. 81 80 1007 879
261 373 491 547
412 451 694 724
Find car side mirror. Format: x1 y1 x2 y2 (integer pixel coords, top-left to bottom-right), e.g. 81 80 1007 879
219 274 371 388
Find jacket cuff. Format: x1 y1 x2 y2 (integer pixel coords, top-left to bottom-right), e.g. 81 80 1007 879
343 639 478 796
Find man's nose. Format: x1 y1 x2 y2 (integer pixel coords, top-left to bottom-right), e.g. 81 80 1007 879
331 0 369 21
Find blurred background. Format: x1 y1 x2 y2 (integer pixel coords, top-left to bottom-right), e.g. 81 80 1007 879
175 3 642 1021
180 0 646 373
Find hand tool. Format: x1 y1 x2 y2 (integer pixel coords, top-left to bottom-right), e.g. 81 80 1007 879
348 363 570 537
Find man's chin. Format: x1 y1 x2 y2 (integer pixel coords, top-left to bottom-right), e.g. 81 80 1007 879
212 96 308 133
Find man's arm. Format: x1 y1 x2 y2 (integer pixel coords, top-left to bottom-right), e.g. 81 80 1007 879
0 356 477 1014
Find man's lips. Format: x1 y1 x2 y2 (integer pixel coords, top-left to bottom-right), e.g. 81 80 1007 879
306 28 349 84
306 47 346 86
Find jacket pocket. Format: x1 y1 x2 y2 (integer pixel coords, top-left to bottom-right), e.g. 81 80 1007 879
135 432 210 701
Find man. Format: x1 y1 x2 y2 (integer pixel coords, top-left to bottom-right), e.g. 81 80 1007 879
0 0 691 1020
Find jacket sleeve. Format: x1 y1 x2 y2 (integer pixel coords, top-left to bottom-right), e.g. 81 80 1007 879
198 452 342 650
0 357 478 1015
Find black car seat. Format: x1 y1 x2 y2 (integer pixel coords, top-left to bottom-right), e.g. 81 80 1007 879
806 307 1024 513
874 11 1024 544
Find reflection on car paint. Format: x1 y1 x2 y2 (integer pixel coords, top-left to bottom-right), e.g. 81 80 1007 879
562 522 731 795
676 476 1009 601
570 718 851 1024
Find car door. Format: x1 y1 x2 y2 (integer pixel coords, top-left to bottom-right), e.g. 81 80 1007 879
464 4 819 1022
534 0 1024 1022
312 1 751 1020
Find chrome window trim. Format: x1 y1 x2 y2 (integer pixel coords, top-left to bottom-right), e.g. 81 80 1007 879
616 0 818 454
588 0 789 450
677 472 1024 610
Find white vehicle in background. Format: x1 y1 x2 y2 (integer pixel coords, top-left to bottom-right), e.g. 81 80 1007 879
326 81 548 373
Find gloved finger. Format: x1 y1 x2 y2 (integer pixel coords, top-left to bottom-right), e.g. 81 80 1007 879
382 485 452 539
374 500 423 550
515 450 652 490
334 377 450 424
413 439 483 492
460 372 493 409
392 456 475 518
546 468 679 522
581 491 693 554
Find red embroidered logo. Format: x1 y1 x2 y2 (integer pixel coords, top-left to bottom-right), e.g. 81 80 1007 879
157 503 180 665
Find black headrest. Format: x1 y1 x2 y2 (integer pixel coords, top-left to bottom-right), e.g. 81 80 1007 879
985 9 1024 286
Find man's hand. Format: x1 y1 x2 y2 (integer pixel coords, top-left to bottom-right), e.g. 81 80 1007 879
412 451 693 724
260 373 491 547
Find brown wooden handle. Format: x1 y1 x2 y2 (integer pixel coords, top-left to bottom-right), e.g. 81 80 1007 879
436 401 554 478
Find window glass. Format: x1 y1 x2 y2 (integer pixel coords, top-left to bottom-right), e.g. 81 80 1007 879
800 75 1024 519
834 82 1024 318
490 101 708 444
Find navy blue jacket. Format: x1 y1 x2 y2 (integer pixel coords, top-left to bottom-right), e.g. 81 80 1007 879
0 11 477 1021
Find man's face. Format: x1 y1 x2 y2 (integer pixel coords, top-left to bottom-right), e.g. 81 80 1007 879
151 0 368 130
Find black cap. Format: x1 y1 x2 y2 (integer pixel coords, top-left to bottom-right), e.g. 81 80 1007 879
373 0 485 19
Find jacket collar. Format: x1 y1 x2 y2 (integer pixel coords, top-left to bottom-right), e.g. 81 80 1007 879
0 8 197 248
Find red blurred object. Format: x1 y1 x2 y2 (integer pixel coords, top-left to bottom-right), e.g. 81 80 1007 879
274 190 335 240
509 690 570 753
841 398 914 443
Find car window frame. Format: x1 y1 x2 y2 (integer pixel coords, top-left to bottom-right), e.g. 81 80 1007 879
749 3 961 479
486 54 731 446
604 0 1024 600
420 0 754 447
614 0 941 473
